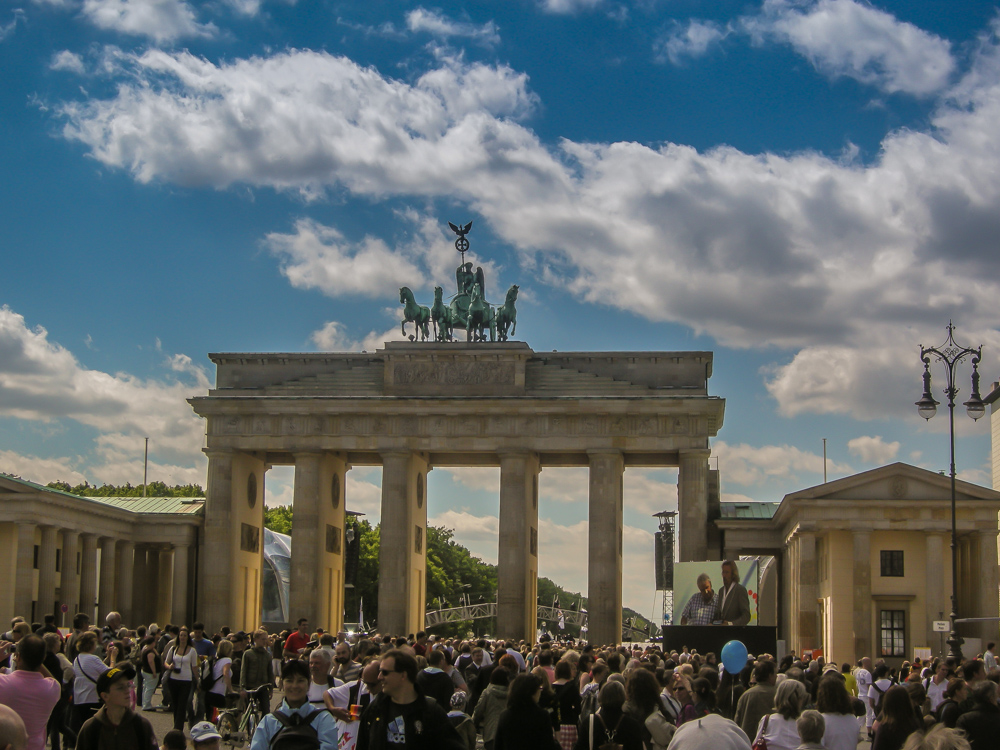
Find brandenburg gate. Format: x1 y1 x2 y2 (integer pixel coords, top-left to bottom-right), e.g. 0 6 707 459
189 342 725 644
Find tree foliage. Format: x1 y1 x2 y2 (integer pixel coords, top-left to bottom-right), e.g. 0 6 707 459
47 481 205 497
263 505 293 535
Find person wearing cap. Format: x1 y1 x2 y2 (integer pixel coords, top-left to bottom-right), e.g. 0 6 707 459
76 665 157 750
250 660 338 750
190 722 222 750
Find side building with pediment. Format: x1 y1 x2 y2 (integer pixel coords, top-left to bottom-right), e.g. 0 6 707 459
717 463 1000 666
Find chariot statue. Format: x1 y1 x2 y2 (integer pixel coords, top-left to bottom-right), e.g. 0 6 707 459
399 221 519 343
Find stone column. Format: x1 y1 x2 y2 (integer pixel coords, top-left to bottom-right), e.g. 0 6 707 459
145 550 160 627
131 547 148 627
201 451 234 631
677 449 710 562
36 526 59 620
378 451 428 637
925 533 946 654
588 451 624 646
172 545 189 626
977 530 999 644
79 534 98 621
290 452 322 627
117 541 135 626
497 452 540 642
61 531 80 619
853 530 872 661
98 537 117 622
797 531 818 654
14 523 36 620
158 548 174 626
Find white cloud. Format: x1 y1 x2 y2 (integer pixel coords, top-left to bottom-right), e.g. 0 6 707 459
540 0 603 13
0 9 25 41
53 29 1000 420
743 0 954 96
81 0 216 43
0 305 207 467
446 467 499 494
50 51 86 74
714 440 852 487
655 20 728 65
0 450 89 486
310 322 359 352
847 435 900 465
268 219 426 298
406 8 499 46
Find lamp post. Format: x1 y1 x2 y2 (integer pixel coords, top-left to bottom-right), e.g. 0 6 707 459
916 322 985 661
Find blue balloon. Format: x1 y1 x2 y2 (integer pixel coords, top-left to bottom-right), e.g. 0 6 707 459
721 640 748 674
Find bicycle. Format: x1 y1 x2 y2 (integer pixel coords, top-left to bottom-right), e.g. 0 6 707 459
216 684 271 748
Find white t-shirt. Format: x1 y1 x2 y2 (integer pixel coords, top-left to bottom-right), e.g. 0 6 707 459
210 657 233 695
72 654 107 706
308 678 342 709
854 669 872 700
166 646 198 681
820 712 861 750
926 677 948 711
867 679 892 709
755 713 800 750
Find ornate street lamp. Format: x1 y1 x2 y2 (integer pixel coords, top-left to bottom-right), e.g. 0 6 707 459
917 322 985 660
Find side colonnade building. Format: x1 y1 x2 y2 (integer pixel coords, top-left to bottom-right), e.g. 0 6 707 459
188 342 726 643
0 475 201 627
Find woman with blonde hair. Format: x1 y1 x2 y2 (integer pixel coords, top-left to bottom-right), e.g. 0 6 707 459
753 678 808 750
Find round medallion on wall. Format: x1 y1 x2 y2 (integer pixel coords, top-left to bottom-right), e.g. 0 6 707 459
890 477 908 499
331 474 341 509
416 473 424 508
247 473 257 508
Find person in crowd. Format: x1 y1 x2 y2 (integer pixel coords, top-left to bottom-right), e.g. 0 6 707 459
753 678 808 750
472 666 510 750
552 659 581 750
955 680 1000 750
163 627 197 732
204 639 233 723
735 659 778 739
415 649 454 706
76 665 157 750
354 649 465 750
718 666 746 720
446 691 476 750
713 560 752 626
815 675 860 750
0 706 27 750
872 686 921 750
138 636 161 712
690 676 719 717
239 629 273 716
282 620 311 661
493 673 560 750
796 709 825 750
936 679 966 728
573 681 643 750
624 667 673 750
307 648 340 709
71 632 111 736
925 661 951 714
249 660 338 750
0 637 60 750
189 722 222 750
901 724 970 750
334 642 362 683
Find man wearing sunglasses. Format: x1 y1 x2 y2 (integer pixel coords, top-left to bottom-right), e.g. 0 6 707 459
355 650 465 750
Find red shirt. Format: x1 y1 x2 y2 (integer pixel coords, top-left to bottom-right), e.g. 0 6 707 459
284 631 310 655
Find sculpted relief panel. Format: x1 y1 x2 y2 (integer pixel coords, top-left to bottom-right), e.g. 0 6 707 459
394 362 515 386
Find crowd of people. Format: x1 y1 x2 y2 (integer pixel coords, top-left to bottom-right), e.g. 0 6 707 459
1 609 997 750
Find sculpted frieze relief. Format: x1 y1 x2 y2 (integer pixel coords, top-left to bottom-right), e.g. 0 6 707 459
392 362 515 386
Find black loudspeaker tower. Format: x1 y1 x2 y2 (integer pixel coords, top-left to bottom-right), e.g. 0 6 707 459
654 531 665 590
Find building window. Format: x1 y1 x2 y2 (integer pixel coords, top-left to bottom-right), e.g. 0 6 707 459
880 609 905 657
880 550 904 577
33 545 39 569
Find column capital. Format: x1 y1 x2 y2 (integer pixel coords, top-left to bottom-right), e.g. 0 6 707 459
203 449 236 460
678 448 711 459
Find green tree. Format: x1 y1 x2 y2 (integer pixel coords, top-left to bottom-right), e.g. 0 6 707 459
263 505 293 535
47 481 205 497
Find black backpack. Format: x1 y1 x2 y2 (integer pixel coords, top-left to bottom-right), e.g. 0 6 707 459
199 656 220 692
269 710 322 750
870 682 886 714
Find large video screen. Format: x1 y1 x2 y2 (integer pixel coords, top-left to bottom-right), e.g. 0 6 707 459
671 559 759 626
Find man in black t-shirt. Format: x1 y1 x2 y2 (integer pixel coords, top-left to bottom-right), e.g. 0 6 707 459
356 650 464 750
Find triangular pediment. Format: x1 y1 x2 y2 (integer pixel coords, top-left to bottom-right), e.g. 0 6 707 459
782 462 1000 505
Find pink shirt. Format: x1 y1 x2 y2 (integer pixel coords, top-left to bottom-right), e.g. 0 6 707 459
0 670 61 750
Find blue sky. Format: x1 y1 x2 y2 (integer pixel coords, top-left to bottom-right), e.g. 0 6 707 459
3 0 1000 618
